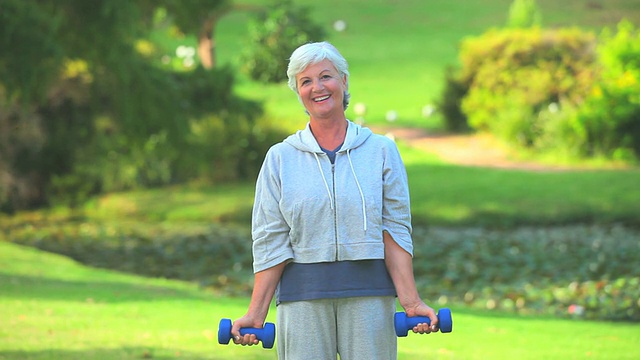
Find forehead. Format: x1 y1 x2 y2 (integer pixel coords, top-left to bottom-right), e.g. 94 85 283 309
297 59 338 78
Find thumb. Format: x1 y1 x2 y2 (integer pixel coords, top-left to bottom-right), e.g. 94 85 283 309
230 322 242 342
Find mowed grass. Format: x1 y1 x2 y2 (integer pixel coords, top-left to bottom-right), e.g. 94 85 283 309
75 144 640 228
399 144 640 226
214 0 640 129
2 241 639 360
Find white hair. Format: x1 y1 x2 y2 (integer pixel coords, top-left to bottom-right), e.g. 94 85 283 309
286 42 351 110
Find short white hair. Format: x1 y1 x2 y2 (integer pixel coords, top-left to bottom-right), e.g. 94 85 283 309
286 42 351 110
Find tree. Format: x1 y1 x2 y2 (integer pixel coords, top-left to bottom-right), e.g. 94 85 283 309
159 0 233 69
0 0 269 211
241 0 326 83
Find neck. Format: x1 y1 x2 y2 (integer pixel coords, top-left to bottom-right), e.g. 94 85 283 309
309 117 348 150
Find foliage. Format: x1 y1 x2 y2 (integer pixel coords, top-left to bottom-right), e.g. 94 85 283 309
3 209 639 321
0 0 285 212
2 217 254 296
568 20 640 161
240 0 327 83
413 225 640 321
457 27 597 147
507 0 542 28
443 19 640 162
436 67 470 132
0 0 62 103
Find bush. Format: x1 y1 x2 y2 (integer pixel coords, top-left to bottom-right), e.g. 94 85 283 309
437 66 470 132
21 64 286 209
240 0 326 83
444 20 640 162
569 20 640 161
458 27 597 147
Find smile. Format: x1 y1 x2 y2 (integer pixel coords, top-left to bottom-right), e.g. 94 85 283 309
313 95 330 102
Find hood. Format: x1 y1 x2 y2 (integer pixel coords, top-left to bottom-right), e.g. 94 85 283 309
283 120 373 153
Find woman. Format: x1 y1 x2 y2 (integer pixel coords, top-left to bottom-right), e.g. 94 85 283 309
231 41 438 360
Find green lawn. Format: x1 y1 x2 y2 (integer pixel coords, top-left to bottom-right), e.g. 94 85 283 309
2 241 639 360
71 143 640 228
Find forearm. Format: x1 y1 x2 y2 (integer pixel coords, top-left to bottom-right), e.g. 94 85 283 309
245 261 287 323
383 231 422 309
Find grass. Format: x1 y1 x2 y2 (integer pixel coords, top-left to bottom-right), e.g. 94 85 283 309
213 0 640 130
400 144 640 226
2 241 639 360
67 144 640 228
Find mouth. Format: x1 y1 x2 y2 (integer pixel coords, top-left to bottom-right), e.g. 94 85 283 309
313 95 330 102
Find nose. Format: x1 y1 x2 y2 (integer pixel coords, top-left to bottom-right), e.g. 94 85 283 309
312 79 325 92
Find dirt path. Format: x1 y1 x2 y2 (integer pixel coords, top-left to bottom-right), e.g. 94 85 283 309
372 126 571 171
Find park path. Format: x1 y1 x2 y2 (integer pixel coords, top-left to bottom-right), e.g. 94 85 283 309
371 126 575 171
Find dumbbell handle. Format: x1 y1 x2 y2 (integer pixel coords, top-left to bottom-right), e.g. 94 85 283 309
403 316 433 328
239 327 268 338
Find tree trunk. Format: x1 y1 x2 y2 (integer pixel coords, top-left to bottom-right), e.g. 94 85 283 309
198 17 216 69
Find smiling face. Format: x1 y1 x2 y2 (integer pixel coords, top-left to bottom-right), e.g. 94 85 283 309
296 59 348 120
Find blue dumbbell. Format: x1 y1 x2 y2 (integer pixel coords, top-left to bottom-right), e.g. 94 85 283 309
394 308 453 336
217 318 276 349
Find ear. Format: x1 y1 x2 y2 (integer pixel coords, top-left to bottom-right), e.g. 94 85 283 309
342 74 348 89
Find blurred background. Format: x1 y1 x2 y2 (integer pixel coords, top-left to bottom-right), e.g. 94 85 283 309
1 0 639 359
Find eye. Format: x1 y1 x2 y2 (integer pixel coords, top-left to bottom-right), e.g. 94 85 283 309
299 79 311 86
322 74 332 80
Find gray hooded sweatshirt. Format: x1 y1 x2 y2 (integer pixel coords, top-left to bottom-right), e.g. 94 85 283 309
252 120 413 273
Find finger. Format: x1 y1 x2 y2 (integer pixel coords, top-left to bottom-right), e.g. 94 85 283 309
413 323 430 334
241 334 253 346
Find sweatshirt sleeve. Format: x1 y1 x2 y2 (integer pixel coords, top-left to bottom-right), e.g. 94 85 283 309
382 140 414 256
251 146 294 273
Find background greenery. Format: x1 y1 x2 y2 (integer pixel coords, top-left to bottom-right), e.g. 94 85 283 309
2 0 640 358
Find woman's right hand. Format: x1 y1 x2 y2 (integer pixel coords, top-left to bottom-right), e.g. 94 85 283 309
229 262 287 346
230 315 264 346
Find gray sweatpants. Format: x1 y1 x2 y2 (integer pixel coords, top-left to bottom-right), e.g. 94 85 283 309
276 296 397 360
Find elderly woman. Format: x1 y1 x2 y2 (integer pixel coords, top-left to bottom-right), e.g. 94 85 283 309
231 41 438 359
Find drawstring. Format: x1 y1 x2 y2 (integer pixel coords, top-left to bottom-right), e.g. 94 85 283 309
314 153 334 210
347 149 367 232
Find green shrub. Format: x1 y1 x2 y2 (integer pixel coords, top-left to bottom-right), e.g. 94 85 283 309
437 66 470 132
570 20 640 161
459 27 597 147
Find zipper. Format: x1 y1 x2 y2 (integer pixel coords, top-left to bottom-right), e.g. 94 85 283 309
331 162 338 261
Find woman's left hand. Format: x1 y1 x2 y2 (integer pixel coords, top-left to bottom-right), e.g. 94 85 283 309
404 301 439 334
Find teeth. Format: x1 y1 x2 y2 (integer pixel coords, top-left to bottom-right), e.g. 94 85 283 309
314 95 330 102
